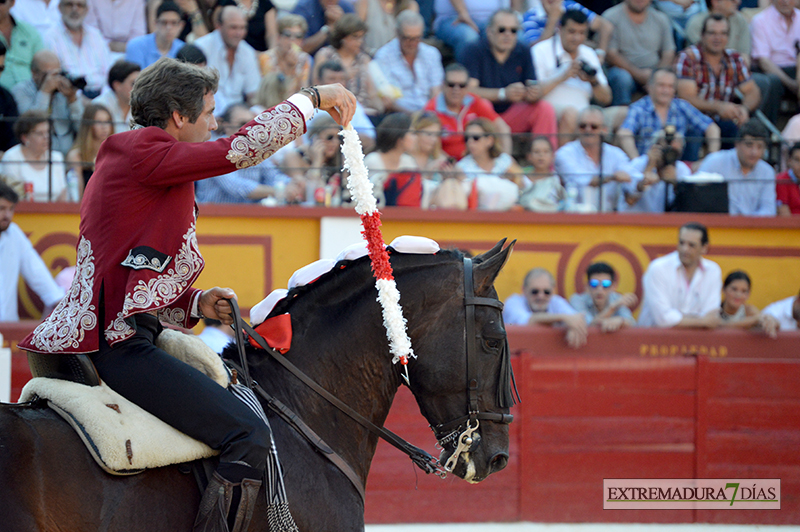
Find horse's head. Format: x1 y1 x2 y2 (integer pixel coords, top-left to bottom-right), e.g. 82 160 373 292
398 239 516 483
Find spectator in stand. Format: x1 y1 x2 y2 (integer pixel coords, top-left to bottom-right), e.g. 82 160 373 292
697 118 776 216
521 0 613 57
777 142 800 215
281 115 344 204
603 0 675 106
570 262 637 331
355 0 418 54
85 0 147 55
0 42 19 153
554 105 630 212
749 0 800 126
66 103 113 197
654 0 706 35
0 0 44 91
92 60 140 133
675 14 761 149
0 180 65 321
10 0 61 39
44 0 112 98
456 117 526 211
685 0 750 60
461 9 558 155
12 50 84 155
217 0 277 52
365 112 419 207
194 6 261 111
147 0 211 44
618 68 719 161
125 1 186 70
175 43 207 65
638 222 722 328
531 9 610 146
503 267 588 349
258 14 311 93
424 63 512 159
718 270 780 337
519 135 564 212
197 318 234 354
292 0 356 56
312 14 383 117
0 110 68 201
432 0 508 59
762 288 800 331
618 129 691 212
408 111 459 208
373 11 444 114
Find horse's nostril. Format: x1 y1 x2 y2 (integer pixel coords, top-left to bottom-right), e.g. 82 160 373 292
490 452 509 473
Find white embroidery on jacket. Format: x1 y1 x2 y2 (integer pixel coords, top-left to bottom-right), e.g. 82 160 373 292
121 250 171 273
226 103 305 169
31 236 98 352
158 307 186 327
105 314 136 344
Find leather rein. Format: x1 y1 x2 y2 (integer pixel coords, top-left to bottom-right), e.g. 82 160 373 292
223 255 513 499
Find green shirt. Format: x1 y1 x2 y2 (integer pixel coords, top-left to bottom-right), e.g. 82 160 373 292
0 17 44 91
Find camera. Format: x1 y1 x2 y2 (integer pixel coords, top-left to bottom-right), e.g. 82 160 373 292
579 60 597 78
60 70 88 91
660 125 679 167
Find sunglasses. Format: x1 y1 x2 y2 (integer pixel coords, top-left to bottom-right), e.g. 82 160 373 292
579 123 602 130
530 289 552 296
588 279 613 289
496 26 518 34
281 31 305 39
323 134 339 141
466 134 486 142
446 81 468 89
400 34 422 42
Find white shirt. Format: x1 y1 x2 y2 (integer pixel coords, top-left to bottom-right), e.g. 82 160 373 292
44 20 113 94
762 296 798 331
638 250 722 327
0 222 65 321
0 145 67 202
10 0 63 40
554 140 629 212
194 31 260 109
531 34 607 115
618 154 692 213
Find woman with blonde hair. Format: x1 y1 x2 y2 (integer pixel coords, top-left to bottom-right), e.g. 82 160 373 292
456 117 527 211
258 14 311 93
251 72 293 113
312 14 383 116
66 104 114 198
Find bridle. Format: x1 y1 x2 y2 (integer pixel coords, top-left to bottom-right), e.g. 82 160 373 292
226 253 518 496
430 256 517 472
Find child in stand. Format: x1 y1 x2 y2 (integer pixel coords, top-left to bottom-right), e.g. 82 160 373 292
519 136 565 212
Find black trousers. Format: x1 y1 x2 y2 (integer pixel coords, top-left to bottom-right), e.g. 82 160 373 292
90 313 271 479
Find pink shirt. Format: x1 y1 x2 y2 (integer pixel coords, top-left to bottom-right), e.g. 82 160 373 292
751 5 800 67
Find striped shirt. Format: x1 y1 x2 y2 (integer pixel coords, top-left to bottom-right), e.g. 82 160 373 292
195 159 292 204
674 45 750 104
620 95 713 155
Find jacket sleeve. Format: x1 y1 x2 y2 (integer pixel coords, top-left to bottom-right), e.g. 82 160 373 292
158 287 203 330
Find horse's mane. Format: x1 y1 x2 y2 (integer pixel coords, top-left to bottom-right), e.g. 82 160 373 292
267 247 466 319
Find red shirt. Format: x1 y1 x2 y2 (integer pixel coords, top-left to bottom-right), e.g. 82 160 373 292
776 170 800 214
424 93 500 160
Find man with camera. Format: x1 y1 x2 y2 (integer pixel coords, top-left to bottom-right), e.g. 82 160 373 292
531 9 611 146
11 50 84 155
618 126 693 212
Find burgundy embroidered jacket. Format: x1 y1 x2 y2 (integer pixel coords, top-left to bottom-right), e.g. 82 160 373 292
19 101 306 354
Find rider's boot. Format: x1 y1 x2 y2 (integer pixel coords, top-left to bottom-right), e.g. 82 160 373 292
230 477 262 532
194 472 235 532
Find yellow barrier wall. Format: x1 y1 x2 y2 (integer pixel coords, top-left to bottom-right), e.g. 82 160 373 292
14 204 800 318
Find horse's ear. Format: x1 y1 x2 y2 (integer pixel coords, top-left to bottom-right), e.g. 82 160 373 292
472 238 507 264
473 239 515 294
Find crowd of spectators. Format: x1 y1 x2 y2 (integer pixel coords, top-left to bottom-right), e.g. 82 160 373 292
0 0 798 216
503 222 799 347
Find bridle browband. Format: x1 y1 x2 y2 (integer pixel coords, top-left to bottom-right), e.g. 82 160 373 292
225 253 518 495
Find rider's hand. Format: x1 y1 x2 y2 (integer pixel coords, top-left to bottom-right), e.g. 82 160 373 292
199 287 237 325
315 83 357 127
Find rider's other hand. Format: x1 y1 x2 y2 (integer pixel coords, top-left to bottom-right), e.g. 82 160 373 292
199 287 237 325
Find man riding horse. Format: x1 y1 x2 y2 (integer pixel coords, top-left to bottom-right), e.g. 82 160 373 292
17 57 356 532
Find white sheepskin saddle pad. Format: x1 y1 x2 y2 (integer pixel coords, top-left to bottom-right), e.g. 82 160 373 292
19 329 229 475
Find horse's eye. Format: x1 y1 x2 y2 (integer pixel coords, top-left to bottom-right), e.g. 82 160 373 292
483 338 502 351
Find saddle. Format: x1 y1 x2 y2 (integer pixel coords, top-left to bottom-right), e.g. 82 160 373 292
22 330 228 475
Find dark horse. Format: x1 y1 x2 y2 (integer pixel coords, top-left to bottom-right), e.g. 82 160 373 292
0 239 515 531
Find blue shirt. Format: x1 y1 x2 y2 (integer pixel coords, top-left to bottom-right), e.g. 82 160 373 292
620 96 713 156
503 293 577 325
125 33 185 69
522 0 596 45
458 37 536 114
292 0 354 47
195 159 291 203
697 148 776 216
569 292 635 325
373 38 444 112
618 154 692 213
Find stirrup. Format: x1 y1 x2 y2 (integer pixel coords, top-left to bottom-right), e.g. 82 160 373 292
231 478 262 532
194 472 234 532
